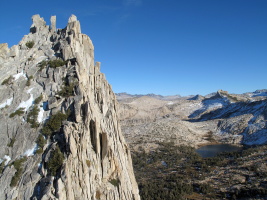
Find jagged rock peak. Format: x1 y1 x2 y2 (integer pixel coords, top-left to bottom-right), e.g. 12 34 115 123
217 89 227 96
50 15 56 32
68 14 78 22
67 14 81 34
188 94 204 101
31 14 46 27
0 15 140 200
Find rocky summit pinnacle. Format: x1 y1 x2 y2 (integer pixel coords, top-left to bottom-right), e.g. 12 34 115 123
0 15 140 200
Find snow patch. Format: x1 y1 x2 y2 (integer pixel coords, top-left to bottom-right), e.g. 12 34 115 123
4 155 11 165
24 144 38 156
208 102 223 109
27 88 34 94
189 99 227 118
0 97 13 109
38 162 42 169
167 101 174 105
37 107 45 123
13 71 27 80
16 88 35 111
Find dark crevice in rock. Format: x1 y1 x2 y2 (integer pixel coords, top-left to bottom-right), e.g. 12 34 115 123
90 120 97 153
101 132 108 160
30 27 37 34
81 102 88 123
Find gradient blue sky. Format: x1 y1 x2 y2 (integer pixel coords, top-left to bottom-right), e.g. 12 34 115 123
1 0 267 96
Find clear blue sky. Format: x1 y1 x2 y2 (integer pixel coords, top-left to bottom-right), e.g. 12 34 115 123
1 0 267 96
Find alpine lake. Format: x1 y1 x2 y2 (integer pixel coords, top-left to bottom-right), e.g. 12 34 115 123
196 144 244 158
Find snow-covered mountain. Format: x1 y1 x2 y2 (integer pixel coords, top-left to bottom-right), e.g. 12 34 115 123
189 90 267 145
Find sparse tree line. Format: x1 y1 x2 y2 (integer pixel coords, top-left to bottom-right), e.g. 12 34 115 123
132 142 267 199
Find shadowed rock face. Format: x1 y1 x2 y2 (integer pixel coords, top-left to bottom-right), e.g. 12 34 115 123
0 14 140 200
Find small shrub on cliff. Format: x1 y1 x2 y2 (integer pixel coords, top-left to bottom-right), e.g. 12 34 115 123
7 136 16 147
36 135 46 149
26 75 33 87
27 105 40 128
2 76 14 85
9 108 25 118
36 133 47 154
57 82 76 97
35 148 43 154
38 60 48 71
38 59 66 71
48 59 67 68
41 126 52 136
10 157 27 187
25 41 34 48
28 57 34 61
34 94 43 104
47 145 64 176
109 179 120 187
42 112 68 136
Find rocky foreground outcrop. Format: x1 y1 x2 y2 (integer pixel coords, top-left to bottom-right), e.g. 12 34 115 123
0 15 139 200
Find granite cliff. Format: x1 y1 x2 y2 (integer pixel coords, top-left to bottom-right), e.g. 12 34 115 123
0 15 139 200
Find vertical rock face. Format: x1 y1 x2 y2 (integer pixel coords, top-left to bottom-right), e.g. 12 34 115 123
0 15 140 200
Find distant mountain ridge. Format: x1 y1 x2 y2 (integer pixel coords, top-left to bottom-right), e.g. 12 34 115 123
116 92 184 101
116 92 181 101
118 89 267 148
116 89 267 101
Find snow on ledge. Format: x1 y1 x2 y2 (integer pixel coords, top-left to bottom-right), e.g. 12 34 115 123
27 88 34 94
13 71 27 80
24 144 38 157
0 97 13 109
16 88 34 111
38 162 42 170
37 107 45 123
3 155 11 165
207 102 223 109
